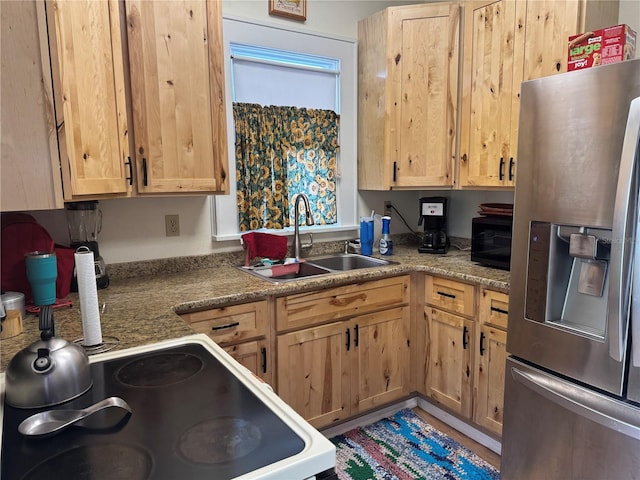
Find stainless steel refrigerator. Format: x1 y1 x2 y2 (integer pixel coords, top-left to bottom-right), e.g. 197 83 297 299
502 58 640 479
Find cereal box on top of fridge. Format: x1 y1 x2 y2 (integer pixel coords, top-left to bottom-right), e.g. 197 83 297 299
568 24 637 72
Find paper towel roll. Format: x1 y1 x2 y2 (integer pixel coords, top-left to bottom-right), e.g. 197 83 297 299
75 249 103 346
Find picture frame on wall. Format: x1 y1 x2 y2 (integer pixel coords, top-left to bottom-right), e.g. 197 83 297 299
268 0 306 21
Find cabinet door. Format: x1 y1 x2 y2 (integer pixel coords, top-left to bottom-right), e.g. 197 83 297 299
277 322 350 428
351 307 410 413
389 4 459 188
358 4 459 190
1 1 63 211
224 339 271 385
459 0 525 188
126 0 228 194
424 307 474 417
522 0 619 82
51 0 130 197
474 325 507 435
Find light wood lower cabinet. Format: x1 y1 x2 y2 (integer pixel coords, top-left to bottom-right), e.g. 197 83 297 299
473 288 509 436
474 325 507 435
276 320 350 427
180 300 271 384
277 306 410 429
423 307 474 418
223 339 269 382
276 276 411 429
420 275 509 437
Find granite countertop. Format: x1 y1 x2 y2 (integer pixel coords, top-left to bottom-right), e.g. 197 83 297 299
0 244 509 372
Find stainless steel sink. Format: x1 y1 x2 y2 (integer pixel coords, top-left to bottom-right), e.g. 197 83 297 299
239 261 332 283
306 253 393 271
238 253 395 283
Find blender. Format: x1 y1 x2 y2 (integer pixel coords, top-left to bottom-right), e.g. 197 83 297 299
65 201 109 289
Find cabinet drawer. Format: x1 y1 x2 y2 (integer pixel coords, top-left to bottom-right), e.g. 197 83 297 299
479 288 509 329
181 301 268 345
425 276 475 317
276 275 410 331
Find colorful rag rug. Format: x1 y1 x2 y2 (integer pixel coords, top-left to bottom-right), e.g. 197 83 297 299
330 408 500 480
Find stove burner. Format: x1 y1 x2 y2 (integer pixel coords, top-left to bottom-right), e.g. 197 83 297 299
20 443 152 480
176 417 262 464
116 353 203 387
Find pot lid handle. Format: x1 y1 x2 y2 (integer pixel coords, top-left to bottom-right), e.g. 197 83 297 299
39 305 54 341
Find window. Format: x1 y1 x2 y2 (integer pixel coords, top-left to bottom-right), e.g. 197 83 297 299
212 16 357 241
232 44 340 230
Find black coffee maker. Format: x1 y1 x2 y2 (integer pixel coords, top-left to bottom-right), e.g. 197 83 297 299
418 197 449 254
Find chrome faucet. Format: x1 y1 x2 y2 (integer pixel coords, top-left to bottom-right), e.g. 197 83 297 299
293 193 314 260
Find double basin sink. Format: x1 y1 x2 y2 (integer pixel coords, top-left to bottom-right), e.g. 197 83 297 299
240 253 396 283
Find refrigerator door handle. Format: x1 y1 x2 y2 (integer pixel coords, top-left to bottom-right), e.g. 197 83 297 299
633 166 640 368
511 366 640 441
609 96 640 362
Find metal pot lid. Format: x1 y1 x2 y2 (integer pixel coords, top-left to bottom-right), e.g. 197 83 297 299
24 337 70 353
1 291 24 302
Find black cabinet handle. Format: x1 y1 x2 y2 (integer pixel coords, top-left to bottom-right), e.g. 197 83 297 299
463 325 469 350
437 291 456 299
480 332 486 356
392 161 397 182
509 157 515 181
490 306 509 315
499 157 505 180
125 157 133 185
346 328 351 351
211 321 240 331
354 324 359 347
142 158 148 186
261 347 267 374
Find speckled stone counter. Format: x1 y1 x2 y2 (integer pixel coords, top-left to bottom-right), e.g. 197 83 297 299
0 244 509 372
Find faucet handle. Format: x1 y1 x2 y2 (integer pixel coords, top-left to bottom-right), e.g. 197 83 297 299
301 233 313 250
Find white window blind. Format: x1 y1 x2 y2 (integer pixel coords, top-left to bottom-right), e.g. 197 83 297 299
231 43 340 110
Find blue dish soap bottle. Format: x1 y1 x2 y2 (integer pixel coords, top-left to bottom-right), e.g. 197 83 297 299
379 216 393 256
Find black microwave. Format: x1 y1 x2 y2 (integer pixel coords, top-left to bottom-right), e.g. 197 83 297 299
471 216 513 270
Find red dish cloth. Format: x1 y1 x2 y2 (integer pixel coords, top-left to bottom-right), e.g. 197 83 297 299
241 232 288 265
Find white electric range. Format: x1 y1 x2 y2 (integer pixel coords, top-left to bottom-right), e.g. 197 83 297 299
0 334 336 480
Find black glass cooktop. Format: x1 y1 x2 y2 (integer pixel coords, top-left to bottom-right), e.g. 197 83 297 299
1 343 305 479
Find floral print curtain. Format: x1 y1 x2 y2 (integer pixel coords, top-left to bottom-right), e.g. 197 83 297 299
234 103 339 231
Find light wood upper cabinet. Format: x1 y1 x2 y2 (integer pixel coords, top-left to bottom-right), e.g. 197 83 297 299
358 3 460 190
50 0 131 198
459 0 619 189
125 0 228 194
45 0 228 200
522 0 619 82
0 1 63 211
459 0 524 189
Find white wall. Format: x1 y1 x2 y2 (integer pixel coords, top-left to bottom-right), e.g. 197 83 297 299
30 0 637 264
619 0 640 46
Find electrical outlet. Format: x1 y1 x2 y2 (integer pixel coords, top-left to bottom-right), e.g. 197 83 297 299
165 214 180 237
384 201 392 217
